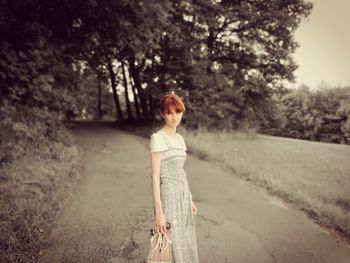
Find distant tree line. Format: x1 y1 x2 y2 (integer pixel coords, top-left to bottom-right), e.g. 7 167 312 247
271 85 350 144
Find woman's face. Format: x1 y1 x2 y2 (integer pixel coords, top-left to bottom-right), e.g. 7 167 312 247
162 107 183 128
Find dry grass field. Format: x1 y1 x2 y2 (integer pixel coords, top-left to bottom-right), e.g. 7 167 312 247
179 127 350 240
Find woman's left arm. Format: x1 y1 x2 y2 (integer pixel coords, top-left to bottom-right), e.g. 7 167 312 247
190 190 198 215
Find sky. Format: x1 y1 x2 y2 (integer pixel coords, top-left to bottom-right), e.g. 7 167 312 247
293 0 350 89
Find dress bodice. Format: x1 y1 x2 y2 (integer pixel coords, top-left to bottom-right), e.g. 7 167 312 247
149 130 195 230
150 131 187 177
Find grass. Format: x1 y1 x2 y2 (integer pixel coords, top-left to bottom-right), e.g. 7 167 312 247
0 127 84 262
180 127 350 241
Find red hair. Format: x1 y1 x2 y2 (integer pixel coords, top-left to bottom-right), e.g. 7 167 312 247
161 93 186 115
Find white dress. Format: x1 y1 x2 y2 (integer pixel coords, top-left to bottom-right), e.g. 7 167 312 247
150 130 199 263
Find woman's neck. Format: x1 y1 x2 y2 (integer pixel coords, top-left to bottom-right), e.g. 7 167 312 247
161 125 177 136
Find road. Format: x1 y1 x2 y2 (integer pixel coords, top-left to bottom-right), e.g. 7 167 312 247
38 125 350 263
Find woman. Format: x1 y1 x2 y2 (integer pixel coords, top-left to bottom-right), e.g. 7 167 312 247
149 92 199 262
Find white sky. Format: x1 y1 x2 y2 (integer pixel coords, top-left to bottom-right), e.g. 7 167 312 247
293 0 350 88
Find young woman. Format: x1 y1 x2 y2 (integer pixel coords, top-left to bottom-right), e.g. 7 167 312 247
149 93 199 262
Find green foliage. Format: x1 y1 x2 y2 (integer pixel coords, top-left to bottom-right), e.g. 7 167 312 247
0 2 88 259
140 0 313 128
0 43 82 164
0 0 315 131
78 67 115 120
276 85 350 144
67 0 313 126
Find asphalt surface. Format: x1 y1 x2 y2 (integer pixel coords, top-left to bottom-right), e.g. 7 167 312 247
38 125 350 263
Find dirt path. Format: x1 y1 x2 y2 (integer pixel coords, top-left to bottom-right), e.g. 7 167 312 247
39 125 350 263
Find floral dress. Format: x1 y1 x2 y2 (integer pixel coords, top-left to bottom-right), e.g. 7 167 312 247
150 130 199 263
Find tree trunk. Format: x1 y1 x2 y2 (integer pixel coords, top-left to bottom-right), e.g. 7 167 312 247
149 93 155 122
107 58 123 122
97 72 102 120
130 77 141 121
206 29 215 74
128 56 149 123
121 60 133 121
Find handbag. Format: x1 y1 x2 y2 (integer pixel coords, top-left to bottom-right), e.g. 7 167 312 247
147 222 172 263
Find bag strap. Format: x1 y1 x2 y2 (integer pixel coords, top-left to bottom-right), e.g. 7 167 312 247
150 233 162 249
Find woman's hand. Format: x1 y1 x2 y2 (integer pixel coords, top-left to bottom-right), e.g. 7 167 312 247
154 212 167 234
191 200 198 215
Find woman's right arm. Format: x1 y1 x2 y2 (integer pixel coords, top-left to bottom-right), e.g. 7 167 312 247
150 152 167 234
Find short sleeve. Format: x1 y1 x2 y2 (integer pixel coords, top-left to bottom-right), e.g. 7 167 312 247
178 134 187 151
150 133 168 152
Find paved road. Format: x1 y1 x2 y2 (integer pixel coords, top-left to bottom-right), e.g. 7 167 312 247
39 125 350 263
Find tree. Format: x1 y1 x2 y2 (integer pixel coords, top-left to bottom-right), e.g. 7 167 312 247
277 85 350 144
190 0 312 129
141 0 313 129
